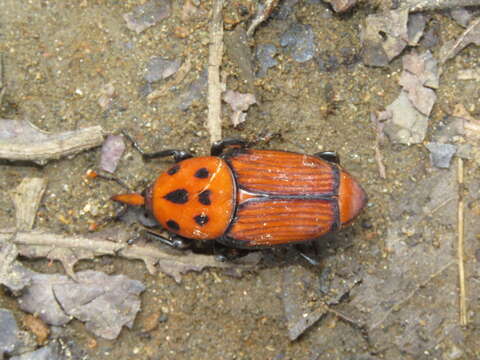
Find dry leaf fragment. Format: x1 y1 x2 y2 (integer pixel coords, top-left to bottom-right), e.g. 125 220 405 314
18 270 145 340
223 90 256 127
98 82 115 110
362 9 409 67
53 270 145 340
0 238 34 293
99 135 125 174
123 0 171 34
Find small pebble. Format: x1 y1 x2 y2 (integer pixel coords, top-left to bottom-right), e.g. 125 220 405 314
280 23 315 63
425 143 457 169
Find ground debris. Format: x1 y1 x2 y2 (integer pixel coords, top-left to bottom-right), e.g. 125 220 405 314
399 0 480 12
255 44 278 78
399 51 438 116
0 309 37 359
370 112 387 179
10 339 66 360
224 27 256 92
0 120 104 165
0 309 19 356
458 67 480 81
342 167 466 356
382 92 428 144
22 315 49 345
207 0 224 144
10 178 47 231
282 262 362 341
147 56 192 102
361 9 409 67
449 7 474 28
97 82 116 110
247 0 280 37
18 270 145 340
223 90 256 127
440 17 480 63
425 142 457 168
99 135 125 174
280 23 316 63
324 0 357 13
144 57 182 83
123 0 171 34
0 238 34 293
407 13 427 46
0 229 259 283
383 50 438 144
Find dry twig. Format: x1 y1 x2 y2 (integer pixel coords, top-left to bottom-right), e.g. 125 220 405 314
247 0 279 37
370 112 387 179
401 0 480 12
207 0 224 144
10 178 47 231
457 157 467 326
0 122 104 164
0 229 258 283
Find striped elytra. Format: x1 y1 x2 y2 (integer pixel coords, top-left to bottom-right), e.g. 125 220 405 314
112 148 367 248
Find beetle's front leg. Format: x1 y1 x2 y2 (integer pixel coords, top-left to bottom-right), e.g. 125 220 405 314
143 229 192 249
122 130 193 163
313 151 340 164
210 138 249 156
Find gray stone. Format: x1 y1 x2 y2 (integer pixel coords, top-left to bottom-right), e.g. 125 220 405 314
280 23 315 63
383 92 428 144
0 309 18 356
425 143 457 168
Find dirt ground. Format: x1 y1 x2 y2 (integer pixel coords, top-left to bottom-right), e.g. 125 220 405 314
0 1 479 359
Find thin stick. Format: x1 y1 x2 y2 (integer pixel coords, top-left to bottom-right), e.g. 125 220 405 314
0 54 5 105
0 124 104 164
207 0 224 144
457 157 467 326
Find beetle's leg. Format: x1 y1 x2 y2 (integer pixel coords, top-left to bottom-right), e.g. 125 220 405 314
213 243 246 262
294 243 320 266
87 169 132 191
122 130 193 163
313 151 340 164
210 138 249 156
143 229 192 249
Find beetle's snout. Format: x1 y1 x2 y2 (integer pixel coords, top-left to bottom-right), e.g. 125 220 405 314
111 193 145 206
338 170 367 226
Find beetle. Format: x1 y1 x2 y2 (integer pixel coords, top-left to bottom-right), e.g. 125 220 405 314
111 138 367 249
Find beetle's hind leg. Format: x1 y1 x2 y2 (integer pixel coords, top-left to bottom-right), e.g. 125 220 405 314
313 151 340 164
210 138 250 156
121 130 193 163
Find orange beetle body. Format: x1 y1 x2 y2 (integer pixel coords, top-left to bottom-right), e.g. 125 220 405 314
113 147 366 248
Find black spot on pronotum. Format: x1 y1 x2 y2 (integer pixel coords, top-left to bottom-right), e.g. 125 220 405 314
198 190 211 205
167 164 180 175
194 168 209 178
166 220 180 231
194 214 209 226
164 189 188 204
